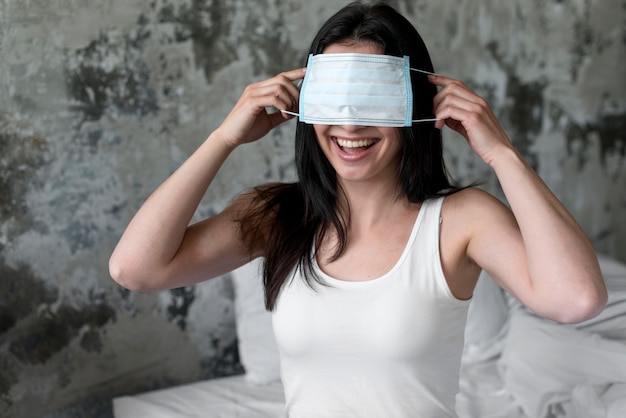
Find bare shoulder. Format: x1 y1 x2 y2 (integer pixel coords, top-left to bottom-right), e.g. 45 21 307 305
437 188 493 298
442 187 514 226
444 186 503 206
442 187 524 275
438 187 519 299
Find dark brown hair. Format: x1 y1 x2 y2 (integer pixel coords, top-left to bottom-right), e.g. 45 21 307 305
239 2 455 310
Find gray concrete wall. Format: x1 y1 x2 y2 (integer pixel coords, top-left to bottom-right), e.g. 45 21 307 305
0 0 623 416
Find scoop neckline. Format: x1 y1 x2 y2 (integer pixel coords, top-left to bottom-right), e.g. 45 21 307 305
312 200 429 288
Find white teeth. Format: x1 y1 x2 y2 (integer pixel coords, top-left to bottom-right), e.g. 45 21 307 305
336 138 376 148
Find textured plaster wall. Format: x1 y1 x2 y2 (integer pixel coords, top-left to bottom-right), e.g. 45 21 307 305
0 0 624 417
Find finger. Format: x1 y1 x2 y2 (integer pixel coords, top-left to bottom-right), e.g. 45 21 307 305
434 116 466 134
256 68 306 90
267 108 293 128
282 67 307 82
434 104 476 134
427 73 458 88
433 92 485 119
249 84 298 113
258 75 303 110
432 81 485 112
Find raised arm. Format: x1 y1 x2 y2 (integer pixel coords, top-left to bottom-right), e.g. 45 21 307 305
430 74 607 323
109 68 305 291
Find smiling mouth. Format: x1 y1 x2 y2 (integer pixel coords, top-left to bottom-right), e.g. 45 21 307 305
334 137 378 151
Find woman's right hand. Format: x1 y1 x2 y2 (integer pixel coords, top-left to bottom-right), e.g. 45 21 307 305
215 67 306 148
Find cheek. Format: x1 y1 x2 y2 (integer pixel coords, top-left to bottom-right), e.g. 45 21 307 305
313 126 327 141
383 129 403 156
313 127 332 151
381 127 401 140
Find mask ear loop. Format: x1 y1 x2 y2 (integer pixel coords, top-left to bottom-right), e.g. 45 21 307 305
410 67 440 123
273 78 303 117
410 67 437 76
280 109 299 117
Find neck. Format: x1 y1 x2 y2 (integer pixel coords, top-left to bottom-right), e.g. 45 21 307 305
336 178 412 230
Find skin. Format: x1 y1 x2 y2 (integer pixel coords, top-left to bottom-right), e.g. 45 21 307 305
109 41 607 324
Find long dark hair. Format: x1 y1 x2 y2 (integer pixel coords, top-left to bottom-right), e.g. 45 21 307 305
239 2 455 310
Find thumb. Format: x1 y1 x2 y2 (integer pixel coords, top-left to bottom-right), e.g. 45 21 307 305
445 119 467 138
268 109 295 129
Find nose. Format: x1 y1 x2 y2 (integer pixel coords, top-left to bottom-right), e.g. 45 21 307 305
337 124 366 132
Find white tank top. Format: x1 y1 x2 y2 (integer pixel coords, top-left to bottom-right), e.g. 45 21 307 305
272 196 471 417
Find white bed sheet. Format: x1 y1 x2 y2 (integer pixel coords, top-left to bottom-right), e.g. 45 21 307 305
112 374 285 418
113 255 626 418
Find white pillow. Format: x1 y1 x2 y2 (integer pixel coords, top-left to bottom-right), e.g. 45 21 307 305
231 258 282 384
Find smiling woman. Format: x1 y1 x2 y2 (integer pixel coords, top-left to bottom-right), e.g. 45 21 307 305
311 43 403 177
109 1 607 416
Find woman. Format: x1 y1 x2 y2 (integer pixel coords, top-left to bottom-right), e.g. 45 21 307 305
109 2 607 416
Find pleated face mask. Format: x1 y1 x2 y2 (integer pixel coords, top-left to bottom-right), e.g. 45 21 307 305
282 53 437 127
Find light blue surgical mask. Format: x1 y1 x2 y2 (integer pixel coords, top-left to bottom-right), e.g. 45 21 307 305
281 53 438 127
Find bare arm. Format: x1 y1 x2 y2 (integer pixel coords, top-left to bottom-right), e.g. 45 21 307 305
109 68 305 291
431 74 607 323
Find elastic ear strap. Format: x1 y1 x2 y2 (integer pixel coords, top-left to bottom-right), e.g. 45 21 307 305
410 68 437 76
411 118 440 123
410 67 439 123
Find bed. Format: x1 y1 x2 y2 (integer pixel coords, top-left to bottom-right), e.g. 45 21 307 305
113 254 626 418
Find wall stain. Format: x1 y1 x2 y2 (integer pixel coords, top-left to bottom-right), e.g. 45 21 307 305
0 263 58 336
0 353 17 409
0 262 57 404
149 0 301 82
485 40 544 169
82 127 123 155
0 119 51 405
162 0 238 83
166 286 196 330
0 116 49 243
0 262 116 373
64 29 158 121
8 303 116 365
243 1 304 75
565 112 626 169
570 0 593 81
504 75 545 169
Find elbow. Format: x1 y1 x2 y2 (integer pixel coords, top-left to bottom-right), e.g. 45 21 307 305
108 253 155 292
548 261 609 324
555 286 608 324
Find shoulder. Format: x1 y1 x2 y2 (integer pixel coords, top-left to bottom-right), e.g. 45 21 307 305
442 187 511 221
440 187 517 257
442 187 522 267
438 188 517 298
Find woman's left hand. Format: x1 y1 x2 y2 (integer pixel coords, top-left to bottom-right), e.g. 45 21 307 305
428 74 512 166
